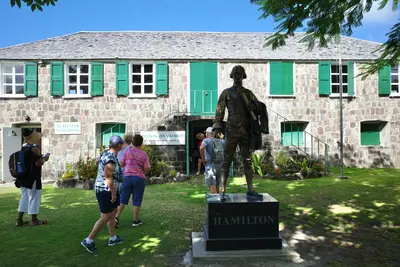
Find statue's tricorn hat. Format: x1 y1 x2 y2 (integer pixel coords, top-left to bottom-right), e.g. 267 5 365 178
230 65 247 79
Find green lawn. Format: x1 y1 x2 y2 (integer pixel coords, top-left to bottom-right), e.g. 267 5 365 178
0 168 399 267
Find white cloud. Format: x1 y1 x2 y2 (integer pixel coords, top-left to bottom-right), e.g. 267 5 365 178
363 1 399 24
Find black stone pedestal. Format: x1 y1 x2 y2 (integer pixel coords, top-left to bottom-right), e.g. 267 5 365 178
203 193 282 251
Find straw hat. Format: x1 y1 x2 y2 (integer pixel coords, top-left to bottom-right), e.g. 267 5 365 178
22 128 43 145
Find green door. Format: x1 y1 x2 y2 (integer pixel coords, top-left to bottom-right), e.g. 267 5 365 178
101 123 126 146
186 121 190 176
281 122 304 146
190 62 218 115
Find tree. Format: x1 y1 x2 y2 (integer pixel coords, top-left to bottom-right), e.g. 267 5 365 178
10 0 58 12
250 0 400 77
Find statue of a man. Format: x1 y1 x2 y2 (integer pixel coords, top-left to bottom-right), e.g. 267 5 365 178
213 65 263 201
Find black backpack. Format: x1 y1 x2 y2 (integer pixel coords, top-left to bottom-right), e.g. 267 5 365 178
9 145 34 182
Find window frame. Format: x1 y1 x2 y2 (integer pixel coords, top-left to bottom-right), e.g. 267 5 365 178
0 62 25 97
390 65 399 96
64 62 91 97
360 121 382 146
128 61 156 98
330 63 349 96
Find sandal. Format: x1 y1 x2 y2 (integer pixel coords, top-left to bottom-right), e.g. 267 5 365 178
15 220 29 227
31 219 48 226
115 217 119 228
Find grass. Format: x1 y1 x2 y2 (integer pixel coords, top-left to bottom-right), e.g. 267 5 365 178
0 168 399 267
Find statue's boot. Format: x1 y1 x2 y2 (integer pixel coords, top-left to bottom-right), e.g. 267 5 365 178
244 167 263 199
219 169 229 202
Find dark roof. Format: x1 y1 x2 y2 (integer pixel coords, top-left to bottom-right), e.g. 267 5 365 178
0 31 381 61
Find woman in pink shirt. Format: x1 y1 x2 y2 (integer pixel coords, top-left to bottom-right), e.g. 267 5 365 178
116 134 150 227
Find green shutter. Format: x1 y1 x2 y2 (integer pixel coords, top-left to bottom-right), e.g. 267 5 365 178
347 62 355 96
378 65 391 95
24 62 38 96
50 62 64 96
318 62 331 96
361 123 380 145
282 62 294 95
281 122 304 146
116 61 129 96
90 62 104 96
270 62 283 95
155 61 168 95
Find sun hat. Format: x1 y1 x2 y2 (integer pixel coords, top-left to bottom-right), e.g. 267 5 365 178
204 127 214 133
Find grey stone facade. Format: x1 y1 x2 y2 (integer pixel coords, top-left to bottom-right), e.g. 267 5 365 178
0 61 399 182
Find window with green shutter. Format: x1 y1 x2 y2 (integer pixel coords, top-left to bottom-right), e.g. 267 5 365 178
155 61 168 95
50 62 64 96
90 62 104 96
319 61 355 96
24 62 38 97
269 62 294 95
360 122 381 146
281 122 305 146
116 61 129 96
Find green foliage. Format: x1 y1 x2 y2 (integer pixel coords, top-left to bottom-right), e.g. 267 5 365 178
99 145 107 155
251 152 267 176
142 145 167 176
169 169 177 177
77 157 98 180
11 0 58 11
250 0 400 77
61 163 76 180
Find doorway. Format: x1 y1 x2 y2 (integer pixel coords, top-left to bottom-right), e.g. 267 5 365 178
2 123 41 183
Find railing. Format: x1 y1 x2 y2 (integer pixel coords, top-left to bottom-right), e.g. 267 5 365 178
266 107 330 171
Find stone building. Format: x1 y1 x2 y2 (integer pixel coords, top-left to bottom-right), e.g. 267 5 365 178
0 31 398 182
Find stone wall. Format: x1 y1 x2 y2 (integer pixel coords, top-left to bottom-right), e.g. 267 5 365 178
1 61 399 181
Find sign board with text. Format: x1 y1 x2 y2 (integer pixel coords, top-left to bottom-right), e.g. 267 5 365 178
141 131 185 145
54 122 81 135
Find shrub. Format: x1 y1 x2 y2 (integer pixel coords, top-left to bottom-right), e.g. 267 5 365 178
251 152 267 177
151 160 170 177
61 163 76 180
169 169 177 177
77 157 98 180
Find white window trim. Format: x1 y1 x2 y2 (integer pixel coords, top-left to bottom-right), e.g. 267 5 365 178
329 62 350 97
267 62 296 98
390 65 400 97
63 62 91 98
128 61 157 98
0 62 26 98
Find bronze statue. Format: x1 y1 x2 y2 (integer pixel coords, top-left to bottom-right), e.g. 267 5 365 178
213 65 266 201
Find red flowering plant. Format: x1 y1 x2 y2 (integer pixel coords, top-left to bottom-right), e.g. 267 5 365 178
77 157 98 180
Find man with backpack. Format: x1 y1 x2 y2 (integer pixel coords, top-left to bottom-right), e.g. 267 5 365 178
14 128 50 226
200 127 225 194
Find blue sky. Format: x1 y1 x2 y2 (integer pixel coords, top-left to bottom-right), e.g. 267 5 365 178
0 0 398 48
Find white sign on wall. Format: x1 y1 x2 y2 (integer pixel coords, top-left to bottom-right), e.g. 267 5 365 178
54 122 81 135
141 131 185 145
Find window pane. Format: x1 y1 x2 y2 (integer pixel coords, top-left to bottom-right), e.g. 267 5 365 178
132 85 141 94
15 85 24 94
332 75 339 83
391 66 399 73
15 75 24 84
144 75 153 83
4 75 12 84
132 75 141 83
132 65 141 73
69 75 77 84
332 84 339 94
343 75 348 84
331 65 339 73
80 86 89 94
343 85 348 93
80 75 89 84
144 64 153 73
342 65 348 74
15 65 24 74
391 85 399 94
69 65 77 74
80 65 89 74
144 85 153 94
5 85 12 94
69 85 77 94
391 75 399 83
